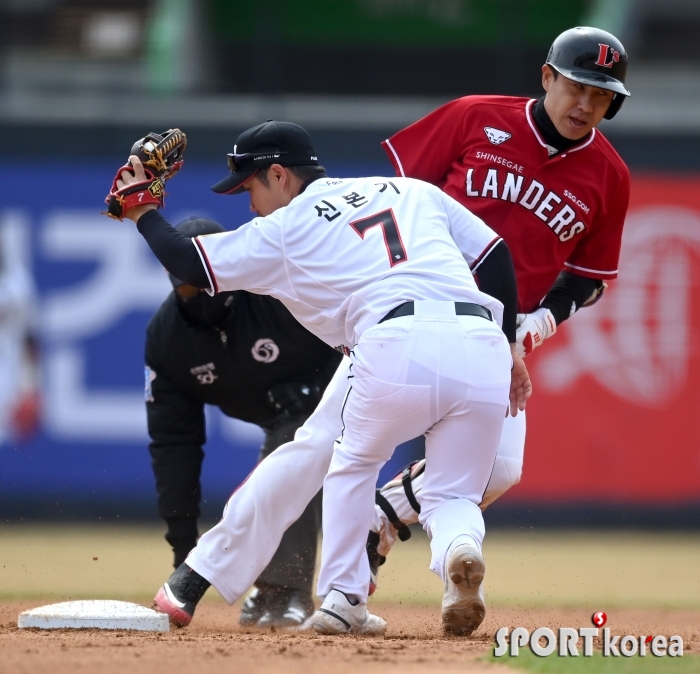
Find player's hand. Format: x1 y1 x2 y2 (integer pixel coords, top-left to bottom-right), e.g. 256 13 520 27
508 349 532 416
515 307 556 357
115 156 158 223
115 155 146 189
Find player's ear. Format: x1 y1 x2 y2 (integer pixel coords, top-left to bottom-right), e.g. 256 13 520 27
269 164 286 184
541 64 553 92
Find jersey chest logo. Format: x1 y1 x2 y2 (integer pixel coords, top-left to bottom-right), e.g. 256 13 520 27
252 338 280 363
484 127 512 146
190 362 218 385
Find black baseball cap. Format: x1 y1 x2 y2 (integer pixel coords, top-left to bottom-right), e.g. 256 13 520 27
211 120 319 195
169 218 224 288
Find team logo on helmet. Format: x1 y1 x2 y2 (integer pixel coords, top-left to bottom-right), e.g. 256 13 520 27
595 43 621 69
484 127 512 146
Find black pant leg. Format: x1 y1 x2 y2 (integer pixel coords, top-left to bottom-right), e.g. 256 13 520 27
254 415 322 595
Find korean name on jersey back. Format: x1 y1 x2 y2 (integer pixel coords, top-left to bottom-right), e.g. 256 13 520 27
466 157 587 243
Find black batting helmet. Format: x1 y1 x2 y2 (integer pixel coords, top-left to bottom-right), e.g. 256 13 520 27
546 26 630 120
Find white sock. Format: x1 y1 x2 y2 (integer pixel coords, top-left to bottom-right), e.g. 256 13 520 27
446 534 480 561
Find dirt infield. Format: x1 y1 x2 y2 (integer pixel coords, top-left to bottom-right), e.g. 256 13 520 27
2 601 698 674
3 527 700 672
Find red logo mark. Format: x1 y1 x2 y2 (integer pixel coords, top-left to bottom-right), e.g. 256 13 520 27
596 44 620 68
592 611 607 627
645 635 653 644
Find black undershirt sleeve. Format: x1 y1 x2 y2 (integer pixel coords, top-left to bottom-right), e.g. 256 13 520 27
473 239 518 343
137 209 211 289
540 271 602 325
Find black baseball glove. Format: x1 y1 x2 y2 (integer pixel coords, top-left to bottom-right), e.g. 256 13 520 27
103 128 187 221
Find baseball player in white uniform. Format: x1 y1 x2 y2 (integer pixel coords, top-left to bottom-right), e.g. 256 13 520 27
111 120 531 635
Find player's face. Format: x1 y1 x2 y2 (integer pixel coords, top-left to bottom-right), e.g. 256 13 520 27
541 65 615 140
244 165 295 217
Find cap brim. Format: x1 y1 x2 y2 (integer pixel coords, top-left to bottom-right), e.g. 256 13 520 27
550 64 630 96
210 169 259 195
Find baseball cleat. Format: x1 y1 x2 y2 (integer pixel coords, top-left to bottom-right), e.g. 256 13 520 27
307 589 386 635
153 562 211 627
238 586 270 627
366 530 386 596
257 588 315 629
441 543 486 636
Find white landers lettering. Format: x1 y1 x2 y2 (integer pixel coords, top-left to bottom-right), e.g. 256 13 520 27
465 167 588 243
466 168 479 197
548 204 576 234
481 169 499 198
534 191 562 221
519 180 544 210
475 151 524 173
559 221 585 242
502 173 524 202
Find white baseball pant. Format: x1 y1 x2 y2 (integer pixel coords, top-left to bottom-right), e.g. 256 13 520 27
317 301 511 601
188 308 521 605
371 411 525 548
186 355 349 604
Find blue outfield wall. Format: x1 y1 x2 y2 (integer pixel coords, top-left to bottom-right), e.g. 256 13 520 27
0 158 424 520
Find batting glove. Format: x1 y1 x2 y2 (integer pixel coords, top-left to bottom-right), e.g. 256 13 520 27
515 307 556 357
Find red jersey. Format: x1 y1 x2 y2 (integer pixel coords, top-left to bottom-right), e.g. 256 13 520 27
381 95 630 313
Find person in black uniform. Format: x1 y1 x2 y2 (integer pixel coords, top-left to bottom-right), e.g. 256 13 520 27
145 217 342 628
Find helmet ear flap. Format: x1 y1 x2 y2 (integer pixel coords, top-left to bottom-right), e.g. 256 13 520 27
604 93 626 120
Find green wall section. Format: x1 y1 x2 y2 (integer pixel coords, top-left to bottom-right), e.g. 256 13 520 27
210 0 587 47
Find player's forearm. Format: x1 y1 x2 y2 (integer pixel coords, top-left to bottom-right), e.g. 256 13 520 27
540 271 602 324
473 240 518 343
137 209 211 289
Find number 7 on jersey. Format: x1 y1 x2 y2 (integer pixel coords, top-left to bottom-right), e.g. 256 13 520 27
349 209 408 267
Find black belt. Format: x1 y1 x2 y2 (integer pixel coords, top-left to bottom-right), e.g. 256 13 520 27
379 301 492 324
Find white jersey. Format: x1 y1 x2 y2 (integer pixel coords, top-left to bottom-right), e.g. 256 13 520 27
195 176 503 348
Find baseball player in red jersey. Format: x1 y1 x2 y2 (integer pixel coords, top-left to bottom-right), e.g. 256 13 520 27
368 26 631 573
